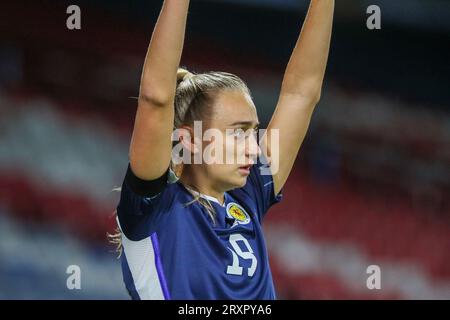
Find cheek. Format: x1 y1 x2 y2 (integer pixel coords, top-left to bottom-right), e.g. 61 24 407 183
204 164 236 184
203 136 246 168
224 142 234 158
214 138 235 164
224 137 246 156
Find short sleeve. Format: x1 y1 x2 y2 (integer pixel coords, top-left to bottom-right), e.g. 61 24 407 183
240 154 283 222
116 164 171 241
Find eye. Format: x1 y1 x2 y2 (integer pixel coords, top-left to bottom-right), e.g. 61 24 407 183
227 128 258 140
228 128 246 138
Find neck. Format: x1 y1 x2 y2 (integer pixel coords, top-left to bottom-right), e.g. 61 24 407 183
179 166 225 205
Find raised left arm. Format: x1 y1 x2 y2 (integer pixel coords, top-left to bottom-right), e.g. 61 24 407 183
262 0 334 195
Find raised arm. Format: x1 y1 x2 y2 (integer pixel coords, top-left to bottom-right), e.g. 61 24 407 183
263 0 334 195
129 0 190 180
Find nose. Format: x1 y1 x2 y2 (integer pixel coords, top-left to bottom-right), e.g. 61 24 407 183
246 132 261 161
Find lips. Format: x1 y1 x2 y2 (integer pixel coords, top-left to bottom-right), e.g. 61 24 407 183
238 164 253 175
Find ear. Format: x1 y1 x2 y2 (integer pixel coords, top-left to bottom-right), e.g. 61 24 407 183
179 126 200 154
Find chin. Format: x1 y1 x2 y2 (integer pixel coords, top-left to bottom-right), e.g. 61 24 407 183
222 177 247 191
234 176 248 188
219 170 249 190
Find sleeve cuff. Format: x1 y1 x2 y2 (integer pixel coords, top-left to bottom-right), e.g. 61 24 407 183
124 163 169 198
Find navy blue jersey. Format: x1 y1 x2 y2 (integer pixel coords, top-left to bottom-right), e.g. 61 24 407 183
116 158 282 300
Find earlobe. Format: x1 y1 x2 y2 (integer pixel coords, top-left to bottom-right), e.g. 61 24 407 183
192 145 200 154
179 135 192 153
191 136 202 154
179 129 199 154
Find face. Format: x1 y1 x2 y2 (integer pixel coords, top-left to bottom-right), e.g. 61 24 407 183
199 89 261 191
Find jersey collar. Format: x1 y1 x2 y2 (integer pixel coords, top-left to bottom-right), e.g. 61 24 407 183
184 185 227 207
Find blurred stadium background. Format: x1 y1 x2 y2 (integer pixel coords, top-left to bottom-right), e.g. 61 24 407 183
0 0 449 299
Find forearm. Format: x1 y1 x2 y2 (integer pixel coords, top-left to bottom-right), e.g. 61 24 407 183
140 0 190 104
280 0 334 101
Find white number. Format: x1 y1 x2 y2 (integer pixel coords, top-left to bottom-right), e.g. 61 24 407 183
226 234 257 277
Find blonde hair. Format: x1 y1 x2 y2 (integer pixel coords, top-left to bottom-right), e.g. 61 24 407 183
109 67 251 256
174 67 251 129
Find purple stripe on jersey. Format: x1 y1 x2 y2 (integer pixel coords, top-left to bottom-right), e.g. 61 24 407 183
122 251 141 300
151 233 171 300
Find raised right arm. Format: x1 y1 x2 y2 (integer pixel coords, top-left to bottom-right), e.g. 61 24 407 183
129 0 190 180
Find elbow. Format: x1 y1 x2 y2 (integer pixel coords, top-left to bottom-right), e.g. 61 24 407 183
281 77 323 106
280 89 322 109
303 89 322 106
312 90 322 105
301 85 323 105
139 86 174 107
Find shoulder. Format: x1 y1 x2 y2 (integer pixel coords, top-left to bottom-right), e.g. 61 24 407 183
118 164 184 215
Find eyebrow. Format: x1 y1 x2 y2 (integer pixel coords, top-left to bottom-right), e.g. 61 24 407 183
228 121 260 128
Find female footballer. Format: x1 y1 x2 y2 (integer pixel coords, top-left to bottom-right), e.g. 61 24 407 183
114 0 334 299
